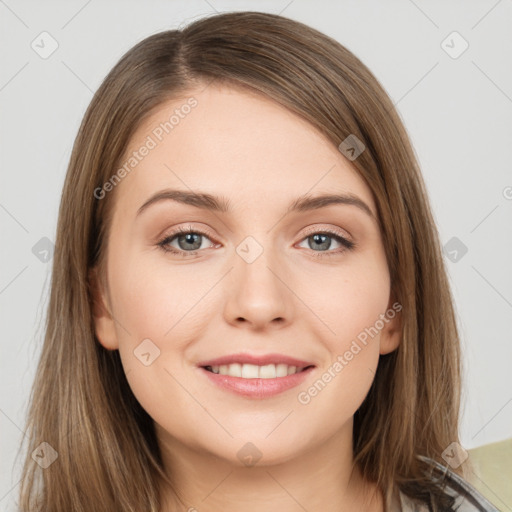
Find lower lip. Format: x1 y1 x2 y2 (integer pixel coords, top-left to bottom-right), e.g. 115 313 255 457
198 366 315 399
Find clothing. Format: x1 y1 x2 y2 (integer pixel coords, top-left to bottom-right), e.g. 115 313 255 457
394 457 500 511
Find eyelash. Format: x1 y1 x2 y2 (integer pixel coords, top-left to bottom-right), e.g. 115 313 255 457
156 225 356 258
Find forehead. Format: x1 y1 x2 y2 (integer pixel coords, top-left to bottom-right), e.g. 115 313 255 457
112 84 376 219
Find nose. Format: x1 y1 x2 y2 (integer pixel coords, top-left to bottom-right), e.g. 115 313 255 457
223 242 293 331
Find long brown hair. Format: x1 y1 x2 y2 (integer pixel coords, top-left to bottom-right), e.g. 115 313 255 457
18 11 462 511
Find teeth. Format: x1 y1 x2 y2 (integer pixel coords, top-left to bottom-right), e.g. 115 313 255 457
287 365 297 375
276 363 289 377
207 363 304 378
224 363 241 377
241 363 260 378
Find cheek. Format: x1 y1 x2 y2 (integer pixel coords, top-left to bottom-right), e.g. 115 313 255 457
306 254 391 352
109 259 211 442
293 260 389 428
110 251 205 343
108 250 214 391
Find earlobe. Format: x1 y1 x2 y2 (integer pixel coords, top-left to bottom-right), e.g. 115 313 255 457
88 267 119 350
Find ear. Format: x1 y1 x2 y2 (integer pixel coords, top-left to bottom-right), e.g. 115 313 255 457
88 266 119 350
379 293 402 355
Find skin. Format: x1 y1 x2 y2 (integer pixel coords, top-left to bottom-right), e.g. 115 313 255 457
91 83 401 512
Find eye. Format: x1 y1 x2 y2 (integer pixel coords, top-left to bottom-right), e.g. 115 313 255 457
156 225 217 256
156 225 356 258
296 228 355 258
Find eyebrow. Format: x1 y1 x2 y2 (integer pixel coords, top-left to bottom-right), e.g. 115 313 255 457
136 188 375 220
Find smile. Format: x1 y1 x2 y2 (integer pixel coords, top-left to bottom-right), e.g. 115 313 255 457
197 353 316 399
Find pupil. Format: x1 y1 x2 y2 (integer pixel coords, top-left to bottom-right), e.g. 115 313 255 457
311 234 330 251
179 233 201 250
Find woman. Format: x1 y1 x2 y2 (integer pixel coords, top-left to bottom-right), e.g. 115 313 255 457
18 11 499 512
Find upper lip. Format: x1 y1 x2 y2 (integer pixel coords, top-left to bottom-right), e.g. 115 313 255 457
197 353 315 368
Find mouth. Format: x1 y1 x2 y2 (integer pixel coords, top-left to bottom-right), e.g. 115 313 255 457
197 353 316 399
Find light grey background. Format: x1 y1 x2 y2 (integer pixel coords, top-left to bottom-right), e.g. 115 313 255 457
1 0 511 509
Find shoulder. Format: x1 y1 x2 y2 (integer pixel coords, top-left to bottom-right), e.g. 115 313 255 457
398 456 500 512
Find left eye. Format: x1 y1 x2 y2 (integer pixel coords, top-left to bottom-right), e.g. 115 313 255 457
296 231 354 253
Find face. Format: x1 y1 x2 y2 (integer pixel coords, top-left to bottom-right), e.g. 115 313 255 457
91 83 401 468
